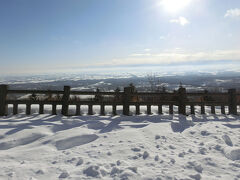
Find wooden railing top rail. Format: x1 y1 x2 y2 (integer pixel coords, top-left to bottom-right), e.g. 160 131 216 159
5 99 234 106
7 89 235 96
8 90 64 94
70 91 122 95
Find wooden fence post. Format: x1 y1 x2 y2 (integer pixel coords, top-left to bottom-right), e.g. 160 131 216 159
201 103 205 114
76 105 81 115
211 105 215 114
147 105 151 115
221 105 225 114
178 87 186 115
112 104 117 116
169 104 173 114
26 103 31 115
190 105 195 115
100 104 105 115
228 89 237 115
123 87 130 116
112 88 119 116
136 104 140 115
0 85 8 116
88 105 93 115
52 104 57 115
39 103 44 114
13 103 18 115
61 86 70 116
158 105 162 114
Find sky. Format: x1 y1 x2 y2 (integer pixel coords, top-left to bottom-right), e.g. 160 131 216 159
0 0 240 75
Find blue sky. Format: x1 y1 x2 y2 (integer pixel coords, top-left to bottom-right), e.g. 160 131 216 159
0 0 240 75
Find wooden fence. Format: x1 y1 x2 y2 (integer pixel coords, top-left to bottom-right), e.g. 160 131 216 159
0 84 239 116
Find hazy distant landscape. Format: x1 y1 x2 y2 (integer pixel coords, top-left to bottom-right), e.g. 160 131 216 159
1 71 240 93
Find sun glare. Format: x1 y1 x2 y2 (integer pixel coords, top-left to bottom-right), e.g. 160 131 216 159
160 0 192 13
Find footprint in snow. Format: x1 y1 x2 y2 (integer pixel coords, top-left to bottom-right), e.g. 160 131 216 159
143 151 149 159
189 174 201 180
83 166 100 177
35 170 44 175
201 130 211 136
131 147 141 152
59 171 69 179
222 134 233 146
76 158 84 166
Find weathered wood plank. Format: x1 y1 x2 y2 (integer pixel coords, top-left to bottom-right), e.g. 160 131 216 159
88 105 93 115
39 104 44 114
211 106 215 114
52 104 57 115
0 85 8 116
13 103 18 115
112 105 117 116
100 105 105 115
8 90 63 94
76 105 81 115
136 104 140 115
62 86 70 116
201 104 205 114
26 103 31 115
228 89 237 115
158 105 162 114
147 105 151 115
221 105 225 114
123 87 130 116
190 105 195 115
178 88 186 115
169 104 173 115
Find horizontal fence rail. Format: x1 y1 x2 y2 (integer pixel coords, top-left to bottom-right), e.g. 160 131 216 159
0 84 239 116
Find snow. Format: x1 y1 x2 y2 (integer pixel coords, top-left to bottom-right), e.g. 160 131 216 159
55 135 99 150
223 147 240 161
0 107 240 179
222 134 233 146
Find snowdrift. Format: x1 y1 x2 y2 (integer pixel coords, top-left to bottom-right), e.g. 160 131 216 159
0 108 240 179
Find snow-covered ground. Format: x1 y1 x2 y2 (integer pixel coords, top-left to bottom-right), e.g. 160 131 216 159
0 107 240 180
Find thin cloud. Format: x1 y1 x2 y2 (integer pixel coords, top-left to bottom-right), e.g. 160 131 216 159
130 53 152 57
144 48 151 52
170 16 189 26
96 49 240 67
224 8 240 18
6 49 239 74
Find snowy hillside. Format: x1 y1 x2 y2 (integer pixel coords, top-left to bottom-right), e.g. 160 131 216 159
0 108 240 180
